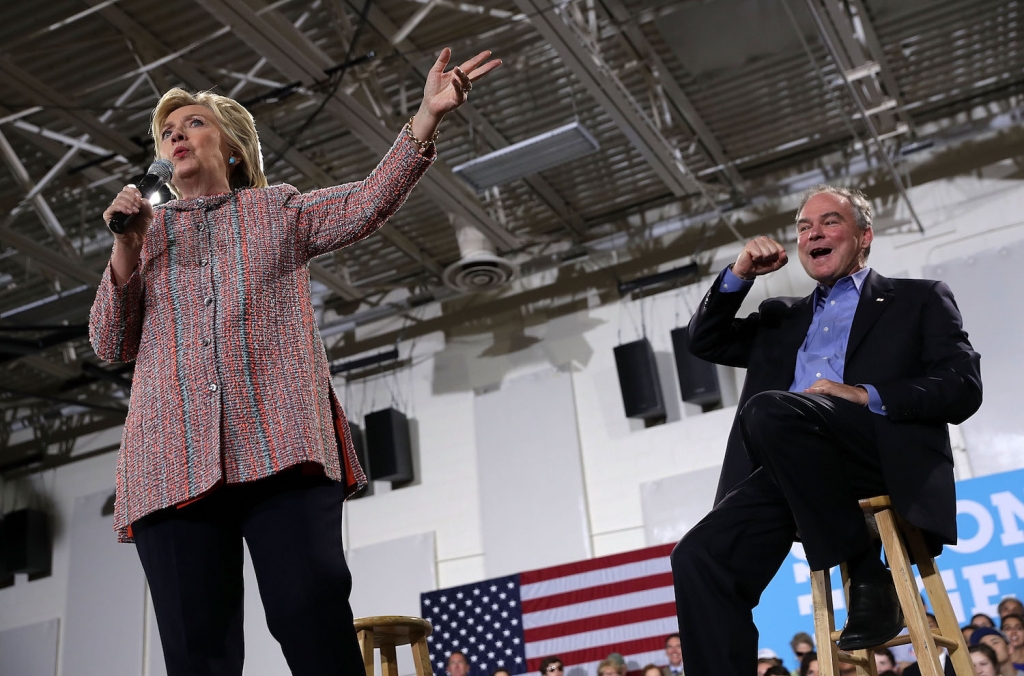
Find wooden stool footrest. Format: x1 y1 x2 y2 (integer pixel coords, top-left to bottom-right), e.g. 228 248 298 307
836 653 872 668
811 495 973 676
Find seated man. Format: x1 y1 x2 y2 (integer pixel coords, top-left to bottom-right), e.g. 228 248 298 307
670 185 982 676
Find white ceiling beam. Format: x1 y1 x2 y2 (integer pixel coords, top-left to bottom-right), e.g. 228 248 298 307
362 1 587 239
0 57 141 159
598 0 745 193
0 129 80 260
194 0 520 256
513 0 704 199
845 0 916 134
308 261 360 300
0 224 100 287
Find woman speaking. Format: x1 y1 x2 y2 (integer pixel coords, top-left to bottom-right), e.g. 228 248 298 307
90 48 499 675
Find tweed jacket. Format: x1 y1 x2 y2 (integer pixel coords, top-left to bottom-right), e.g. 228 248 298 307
90 131 435 541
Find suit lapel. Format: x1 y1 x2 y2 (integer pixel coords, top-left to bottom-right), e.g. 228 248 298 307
846 269 894 364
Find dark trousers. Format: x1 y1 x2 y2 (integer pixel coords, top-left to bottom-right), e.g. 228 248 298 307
133 466 365 676
671 391 888 676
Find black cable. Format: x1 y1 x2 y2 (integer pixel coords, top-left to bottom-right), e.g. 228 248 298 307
262 0 375 174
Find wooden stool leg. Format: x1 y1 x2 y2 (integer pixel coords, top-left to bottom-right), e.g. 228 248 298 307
812 567 841 676
380 643 399 676
358 628 376 676
411 636 435 676
876 509 943 676
841 563 879 676
904 524 973 676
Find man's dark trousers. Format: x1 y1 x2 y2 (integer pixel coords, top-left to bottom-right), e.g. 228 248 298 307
671 390 887 676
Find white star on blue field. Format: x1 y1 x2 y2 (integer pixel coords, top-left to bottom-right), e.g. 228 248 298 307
421 574 527 675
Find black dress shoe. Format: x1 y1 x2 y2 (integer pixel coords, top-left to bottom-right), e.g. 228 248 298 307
836 579 904 650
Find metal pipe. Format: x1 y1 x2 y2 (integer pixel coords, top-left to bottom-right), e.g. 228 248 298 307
801 0 925 234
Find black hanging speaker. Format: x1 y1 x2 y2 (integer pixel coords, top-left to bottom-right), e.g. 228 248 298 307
670 327 721 406
348 423 373 498
613 338 665 420
364 408 413 483
0 517 13 588
2 508 51 577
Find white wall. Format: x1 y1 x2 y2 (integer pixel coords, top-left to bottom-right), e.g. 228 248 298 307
3 174 1024 675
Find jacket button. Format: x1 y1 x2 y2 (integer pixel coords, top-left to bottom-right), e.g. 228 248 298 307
204 296 213 306
208 383 218 392
202 338 211 347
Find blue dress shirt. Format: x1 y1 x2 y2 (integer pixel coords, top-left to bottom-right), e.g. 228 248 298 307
719 266 887 415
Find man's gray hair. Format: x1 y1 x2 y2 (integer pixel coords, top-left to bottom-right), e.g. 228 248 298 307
796 185 873 231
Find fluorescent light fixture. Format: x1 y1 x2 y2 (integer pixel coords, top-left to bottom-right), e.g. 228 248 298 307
452 121 600 192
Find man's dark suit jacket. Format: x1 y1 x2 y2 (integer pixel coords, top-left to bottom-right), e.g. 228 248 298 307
688 267 982 548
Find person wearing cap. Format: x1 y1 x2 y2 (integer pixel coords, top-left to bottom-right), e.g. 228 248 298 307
757 649 783 676
970 627 1024 676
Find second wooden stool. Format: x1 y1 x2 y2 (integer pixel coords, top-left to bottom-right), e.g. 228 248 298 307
355 615 434 676
810 496 971 676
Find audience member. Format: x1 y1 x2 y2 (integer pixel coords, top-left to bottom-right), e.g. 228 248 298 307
540 656 565 675
758 648 784 676
1000 614 1024 670
966 626 980 644
975 615 998 629
969 627 1024 676
448 651 470 676
999 598 1024 620
641 665 662 676
663 633 684 676
765 667 792 676
597 658 626 676
492 670 512 676
605 653 627 676
799 652 819 676
873 647 897 675
790 632 815 674
838 662 857 676
972 644 1000 676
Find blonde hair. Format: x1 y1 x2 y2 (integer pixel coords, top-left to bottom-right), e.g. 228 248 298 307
150 88 268 195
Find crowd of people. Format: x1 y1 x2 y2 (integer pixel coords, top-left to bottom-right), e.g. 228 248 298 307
439 596 1022 676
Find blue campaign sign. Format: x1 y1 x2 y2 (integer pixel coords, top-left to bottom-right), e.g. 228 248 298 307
753 468 1024 670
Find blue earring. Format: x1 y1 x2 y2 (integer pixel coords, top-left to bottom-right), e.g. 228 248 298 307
228 157 236 165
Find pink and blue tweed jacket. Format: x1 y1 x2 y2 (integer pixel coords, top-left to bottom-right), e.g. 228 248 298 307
90 132 435 541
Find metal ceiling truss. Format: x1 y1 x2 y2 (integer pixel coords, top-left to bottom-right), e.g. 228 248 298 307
361 0 589 240
513 0 710 201
597 0 746 193
3 0 1024 470
194 0 520 256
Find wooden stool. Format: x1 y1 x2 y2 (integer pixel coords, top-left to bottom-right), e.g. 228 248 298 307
354 615 434 676
811 495 970 676
810 496 971 676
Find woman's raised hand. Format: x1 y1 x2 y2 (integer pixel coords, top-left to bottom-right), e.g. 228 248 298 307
419 48 501 119
103 185 154 250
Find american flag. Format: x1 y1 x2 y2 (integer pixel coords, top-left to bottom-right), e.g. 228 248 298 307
420 543 678 675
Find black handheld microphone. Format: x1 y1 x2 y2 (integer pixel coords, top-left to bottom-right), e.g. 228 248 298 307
108 159 174 234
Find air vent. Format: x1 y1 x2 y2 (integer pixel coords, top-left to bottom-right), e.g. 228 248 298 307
442 216 518 292
443 253 517 291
